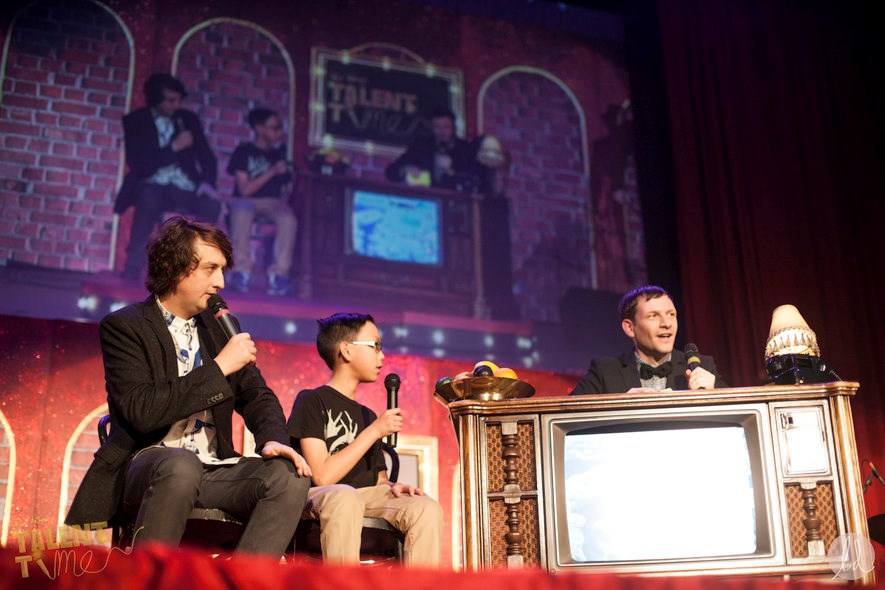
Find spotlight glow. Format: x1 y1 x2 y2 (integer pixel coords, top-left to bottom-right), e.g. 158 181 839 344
517 337 533 350
76 296 98 312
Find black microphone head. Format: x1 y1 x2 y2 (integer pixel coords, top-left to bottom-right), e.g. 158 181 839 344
384 373 401 390
685 343 701 371
208 293 228 313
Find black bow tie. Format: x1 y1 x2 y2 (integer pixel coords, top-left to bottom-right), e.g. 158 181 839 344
639 361 672 380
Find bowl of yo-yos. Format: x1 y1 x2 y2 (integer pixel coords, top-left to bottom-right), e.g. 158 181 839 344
433 361 535 404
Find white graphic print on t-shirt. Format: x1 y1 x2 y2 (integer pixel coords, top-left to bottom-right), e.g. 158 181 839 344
324 409 359 454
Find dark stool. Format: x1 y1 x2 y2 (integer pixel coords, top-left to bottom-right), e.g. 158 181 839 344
97 414 246 552
293 442 405 565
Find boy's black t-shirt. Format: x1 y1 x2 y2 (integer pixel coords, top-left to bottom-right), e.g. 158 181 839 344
287 385 385 489
226 142 292 198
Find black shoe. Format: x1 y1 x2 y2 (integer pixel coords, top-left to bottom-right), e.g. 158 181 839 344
228 271 251 293
267 274 292 296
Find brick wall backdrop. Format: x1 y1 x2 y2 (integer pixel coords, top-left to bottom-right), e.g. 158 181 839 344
481 71 589 323
590 104 646 292
621 160 646 286
0 0 129 272
174 20 293 202
0 0 639 299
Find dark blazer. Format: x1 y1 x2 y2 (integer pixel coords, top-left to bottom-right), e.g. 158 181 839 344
65 296 289 526
114 107 218 214
384 135 480 188
570 349 728 395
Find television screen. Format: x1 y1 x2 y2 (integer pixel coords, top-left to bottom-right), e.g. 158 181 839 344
350 189 442 265
563 423 757 561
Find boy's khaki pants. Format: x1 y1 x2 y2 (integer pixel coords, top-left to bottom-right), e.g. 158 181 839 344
304 483 444 567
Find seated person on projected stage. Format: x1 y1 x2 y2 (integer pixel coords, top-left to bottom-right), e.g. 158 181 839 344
287 313 443 567
65 216 310 557
570 285 728 395
226 108 297 297
385 105 484 192
115 73 222 280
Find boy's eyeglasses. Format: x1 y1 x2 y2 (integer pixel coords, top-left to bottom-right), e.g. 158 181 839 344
349 340 383 352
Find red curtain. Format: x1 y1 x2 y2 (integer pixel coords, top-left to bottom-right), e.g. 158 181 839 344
3 544 885 590
656 0 885 518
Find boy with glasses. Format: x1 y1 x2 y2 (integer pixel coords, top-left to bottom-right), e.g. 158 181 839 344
287 312 443 566
226 108 297 296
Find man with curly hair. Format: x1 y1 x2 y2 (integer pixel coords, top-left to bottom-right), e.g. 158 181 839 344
116 73 222 280
66 216 310 557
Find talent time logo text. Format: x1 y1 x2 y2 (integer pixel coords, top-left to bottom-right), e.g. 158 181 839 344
12 520 133 579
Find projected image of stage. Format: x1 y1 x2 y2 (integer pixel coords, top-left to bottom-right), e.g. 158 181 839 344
350 190 442 266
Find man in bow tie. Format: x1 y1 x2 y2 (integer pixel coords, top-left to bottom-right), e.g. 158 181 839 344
570 285 727 394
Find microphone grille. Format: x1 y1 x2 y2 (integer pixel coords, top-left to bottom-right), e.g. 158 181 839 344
384 373 401 388
207 294 228 313
685 343 699 355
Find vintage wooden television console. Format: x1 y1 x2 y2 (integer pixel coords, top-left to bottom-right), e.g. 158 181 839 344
445 382 873 582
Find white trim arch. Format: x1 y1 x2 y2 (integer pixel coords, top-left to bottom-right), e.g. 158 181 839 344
172 17 297 161
57 403 108 535
477 66 589 179
477 66 596 288
0 410 16 546
0 0 136 272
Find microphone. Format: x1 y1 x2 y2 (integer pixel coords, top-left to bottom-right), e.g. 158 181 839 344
384 373 401 448
207 294 240 340
869 461 885 485
685 343 701 372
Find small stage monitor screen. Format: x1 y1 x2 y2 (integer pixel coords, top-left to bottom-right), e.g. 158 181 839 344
350 189 442 265
563 424 757 562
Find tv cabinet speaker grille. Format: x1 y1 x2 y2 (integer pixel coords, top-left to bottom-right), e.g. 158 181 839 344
489 497 541 566
785 482 838 558
485 421 537 492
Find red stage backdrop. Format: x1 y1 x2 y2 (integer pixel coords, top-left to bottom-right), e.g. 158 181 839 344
0 314 576 568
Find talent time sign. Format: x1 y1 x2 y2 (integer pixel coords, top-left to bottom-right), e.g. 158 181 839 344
309 46 463 157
